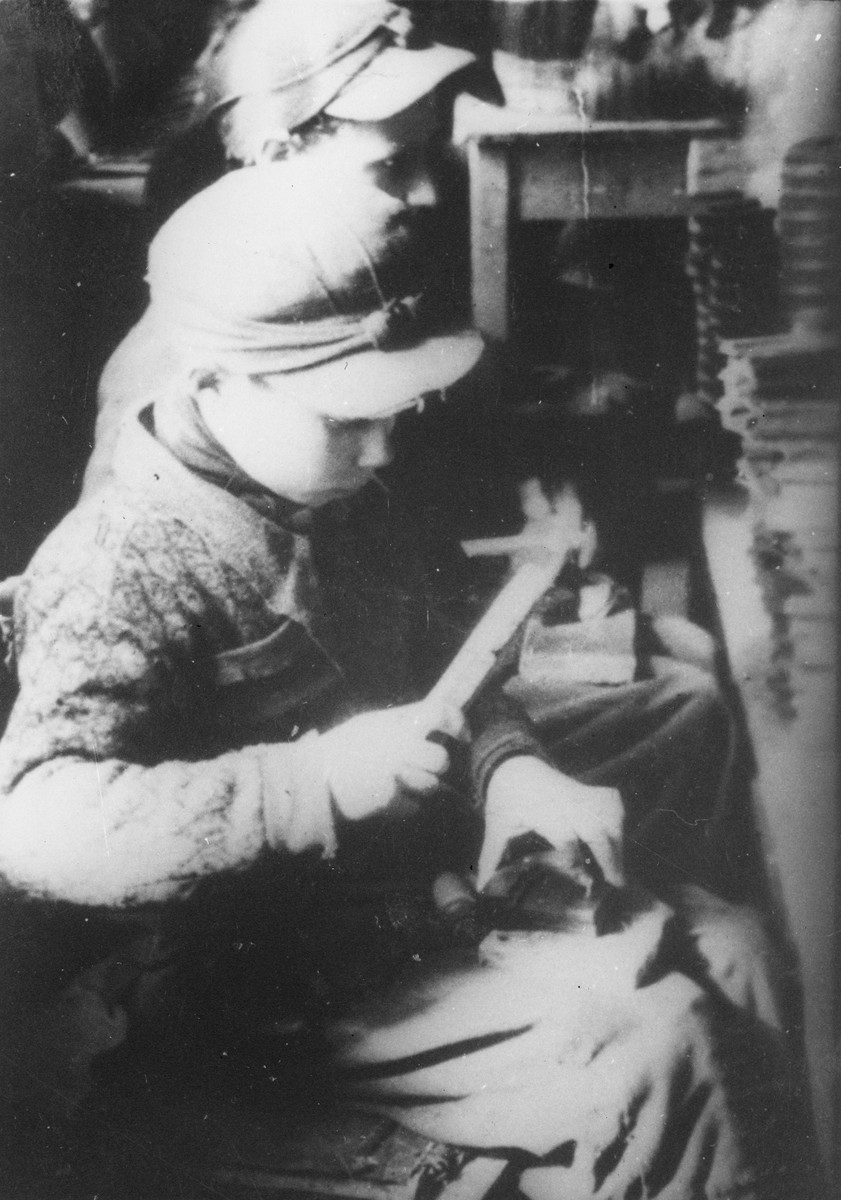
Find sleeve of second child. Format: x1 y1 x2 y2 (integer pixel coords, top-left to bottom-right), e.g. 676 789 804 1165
0 518 337 909
467 689 552 802
467 690 626 893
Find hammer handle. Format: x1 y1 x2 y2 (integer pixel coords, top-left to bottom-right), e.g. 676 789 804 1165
420 551 568 733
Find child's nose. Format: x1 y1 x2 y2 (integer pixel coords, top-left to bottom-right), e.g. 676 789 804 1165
403 166 440 209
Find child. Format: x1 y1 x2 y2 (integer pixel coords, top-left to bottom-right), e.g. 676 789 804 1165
0 162 820 1200
0 165 622 909
0 164 622 1170
0 165 814 1199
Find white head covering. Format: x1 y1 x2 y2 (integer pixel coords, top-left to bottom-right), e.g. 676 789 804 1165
206 0 476 135
146 164 484 419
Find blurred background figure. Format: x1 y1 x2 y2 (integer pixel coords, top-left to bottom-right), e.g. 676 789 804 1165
143 0 482 225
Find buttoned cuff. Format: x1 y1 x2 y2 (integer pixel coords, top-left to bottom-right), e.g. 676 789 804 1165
468 692 549 805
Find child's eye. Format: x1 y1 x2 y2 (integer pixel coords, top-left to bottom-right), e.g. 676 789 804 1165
373 153 410 183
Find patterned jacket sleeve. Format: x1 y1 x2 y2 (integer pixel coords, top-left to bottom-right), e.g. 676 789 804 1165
0 509 336 908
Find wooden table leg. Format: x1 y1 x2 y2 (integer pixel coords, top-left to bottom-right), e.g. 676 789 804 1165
468 141 512 343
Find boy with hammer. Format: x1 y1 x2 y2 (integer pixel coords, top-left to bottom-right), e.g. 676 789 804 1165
0 167 791 1196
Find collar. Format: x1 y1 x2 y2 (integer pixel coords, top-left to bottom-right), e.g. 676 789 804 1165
151 388 312 530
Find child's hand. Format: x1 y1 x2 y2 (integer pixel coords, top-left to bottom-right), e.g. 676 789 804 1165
321 703 459 821
477 757 624 892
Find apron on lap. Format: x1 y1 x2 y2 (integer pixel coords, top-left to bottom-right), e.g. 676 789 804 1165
327 867 823 1200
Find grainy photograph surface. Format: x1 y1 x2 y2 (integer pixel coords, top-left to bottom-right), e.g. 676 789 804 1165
0 1 838 1197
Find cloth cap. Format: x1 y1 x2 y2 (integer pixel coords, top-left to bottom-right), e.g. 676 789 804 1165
207 0 476 130
145 163 484 419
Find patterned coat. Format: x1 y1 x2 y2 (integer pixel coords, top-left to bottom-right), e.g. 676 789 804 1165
0 412 534 908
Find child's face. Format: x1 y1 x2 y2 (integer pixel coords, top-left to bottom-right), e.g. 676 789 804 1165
332 95 449 209
197 372 397 507
236 94 449 209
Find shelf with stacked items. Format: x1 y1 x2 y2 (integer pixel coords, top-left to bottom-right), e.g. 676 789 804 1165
711 135 840 721
714 326 839 721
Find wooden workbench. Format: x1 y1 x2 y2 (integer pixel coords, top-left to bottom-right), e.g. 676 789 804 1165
453 95 736 341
